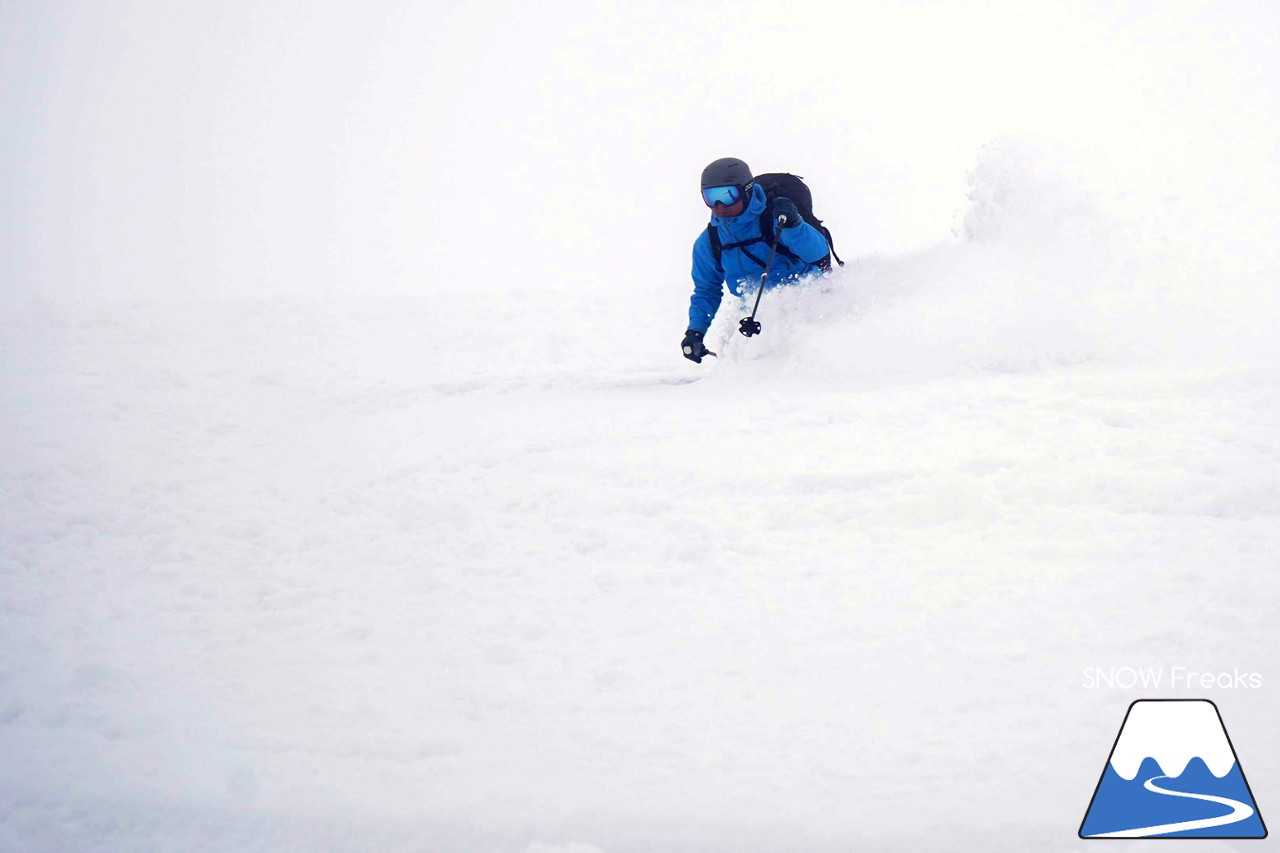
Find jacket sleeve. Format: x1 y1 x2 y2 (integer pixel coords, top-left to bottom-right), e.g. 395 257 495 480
688 229 724 333
778 221 832 265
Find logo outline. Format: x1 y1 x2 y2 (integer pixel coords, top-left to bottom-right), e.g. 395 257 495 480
1079 698 1267 840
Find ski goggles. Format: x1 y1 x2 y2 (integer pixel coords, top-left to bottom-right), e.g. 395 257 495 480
702 185 742 207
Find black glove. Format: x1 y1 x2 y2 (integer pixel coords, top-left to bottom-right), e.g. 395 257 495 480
681 329 708 363
772 197 801 228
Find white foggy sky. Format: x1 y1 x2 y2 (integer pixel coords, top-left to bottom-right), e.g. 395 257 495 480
2 0 1277 304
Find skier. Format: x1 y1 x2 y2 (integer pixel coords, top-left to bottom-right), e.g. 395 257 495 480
681 157 834 363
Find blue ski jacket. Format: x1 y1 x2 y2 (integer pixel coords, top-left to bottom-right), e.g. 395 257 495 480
687 183 831 333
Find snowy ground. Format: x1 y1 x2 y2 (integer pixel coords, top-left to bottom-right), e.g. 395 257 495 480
3 139 1279 851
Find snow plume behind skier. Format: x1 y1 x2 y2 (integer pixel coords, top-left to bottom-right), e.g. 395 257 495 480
681 158 834 363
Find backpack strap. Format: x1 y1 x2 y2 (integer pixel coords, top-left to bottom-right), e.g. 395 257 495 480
706 223 721 266
819 224 844 267
706 215 804 269
707 223 775 267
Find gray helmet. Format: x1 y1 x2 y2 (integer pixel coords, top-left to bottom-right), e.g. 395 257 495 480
701 157 753 192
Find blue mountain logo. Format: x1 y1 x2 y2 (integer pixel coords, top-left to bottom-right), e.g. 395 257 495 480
1080 699 1266 838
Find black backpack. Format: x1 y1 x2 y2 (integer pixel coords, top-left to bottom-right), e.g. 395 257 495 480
706 172 844 271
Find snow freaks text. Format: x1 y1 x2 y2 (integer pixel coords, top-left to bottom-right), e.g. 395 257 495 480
1083 667 1263 690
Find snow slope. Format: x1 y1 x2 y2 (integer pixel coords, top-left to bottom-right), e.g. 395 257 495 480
4 1 1280 850
3 138 1278 851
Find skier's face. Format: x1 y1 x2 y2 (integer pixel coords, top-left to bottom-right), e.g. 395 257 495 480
711 198 746 218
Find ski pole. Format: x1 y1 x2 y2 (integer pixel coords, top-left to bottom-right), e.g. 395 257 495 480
739 215 786 337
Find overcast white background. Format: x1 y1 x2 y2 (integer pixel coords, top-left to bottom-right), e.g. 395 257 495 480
5 0 1277 306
